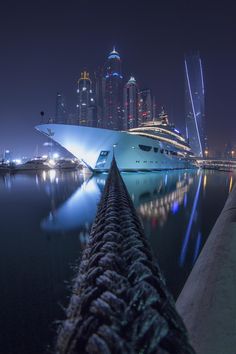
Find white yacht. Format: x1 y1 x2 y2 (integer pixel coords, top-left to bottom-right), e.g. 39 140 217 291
36 113 195 172
15 158 50 171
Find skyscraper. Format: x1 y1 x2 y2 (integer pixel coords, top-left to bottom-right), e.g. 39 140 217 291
55 92 66 124
185 53 206 157
104 47 123 130
138 89 153 125
77 71 96 126
94 67 105 128
124 76 139 129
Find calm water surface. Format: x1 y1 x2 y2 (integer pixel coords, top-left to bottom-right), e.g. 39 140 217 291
0 169 234 353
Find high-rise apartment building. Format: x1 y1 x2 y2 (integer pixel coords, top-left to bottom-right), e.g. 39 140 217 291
124 76 139 129
77 71 96 126
94 67 105 128
104 47 123 130
185 53 206 157
55 92 66 124
138 89 153 125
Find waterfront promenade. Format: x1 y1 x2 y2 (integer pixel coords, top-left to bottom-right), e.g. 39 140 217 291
177 184 236 354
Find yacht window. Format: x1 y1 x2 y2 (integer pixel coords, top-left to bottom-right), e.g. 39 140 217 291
165 150 169 154
154 147 158 153
100 151 109 156
95 151 110 168
139 144 152 152
160 149 164 154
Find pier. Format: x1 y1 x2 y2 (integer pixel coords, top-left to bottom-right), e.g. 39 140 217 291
196 157 236 171
56 159 194 353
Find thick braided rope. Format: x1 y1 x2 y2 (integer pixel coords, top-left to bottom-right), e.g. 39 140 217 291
56 159 195 354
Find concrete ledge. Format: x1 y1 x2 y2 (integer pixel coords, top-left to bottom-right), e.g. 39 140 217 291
176 185 236 354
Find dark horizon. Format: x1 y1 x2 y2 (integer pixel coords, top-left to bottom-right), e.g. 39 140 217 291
0 0 235 156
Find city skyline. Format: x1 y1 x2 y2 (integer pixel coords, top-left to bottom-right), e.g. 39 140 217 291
52 48 158 133
0 1 235 156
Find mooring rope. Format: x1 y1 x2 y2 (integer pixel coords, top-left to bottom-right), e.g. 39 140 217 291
56 159 195 354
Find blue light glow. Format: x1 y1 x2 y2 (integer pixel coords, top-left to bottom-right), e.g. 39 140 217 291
179 174 202 266
184 193 187 207
108 54 120 59
171 201 179 214
185 60 203 157
105 72 123 79
164 174 168 185
193 232 202 264
199 59 205 95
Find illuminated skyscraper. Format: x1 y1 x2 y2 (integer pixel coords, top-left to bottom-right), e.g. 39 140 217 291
138 89 153 125
124 76 139 129
104 47 123 130
185 53 206 157
55 92 66 124
77 71 96 126
94 67 105 128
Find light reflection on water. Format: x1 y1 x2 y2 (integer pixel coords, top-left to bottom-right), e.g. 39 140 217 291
0 168 234 353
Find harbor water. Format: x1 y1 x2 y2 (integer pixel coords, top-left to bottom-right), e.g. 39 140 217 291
0 168 233 353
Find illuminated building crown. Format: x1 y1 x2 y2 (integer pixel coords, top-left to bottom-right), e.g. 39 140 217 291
108 46 120 59
78 71 91 83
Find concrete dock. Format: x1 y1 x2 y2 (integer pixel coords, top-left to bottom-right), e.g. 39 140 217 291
177 185 236 354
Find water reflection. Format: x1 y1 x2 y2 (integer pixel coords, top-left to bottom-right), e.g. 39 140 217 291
41 169 222 281
179 174 202 266
42 171 195 232
41 178 101 232
0 168 234 354
41 171 235 275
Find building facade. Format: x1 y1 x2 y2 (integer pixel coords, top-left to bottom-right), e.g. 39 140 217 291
124 76 139 129
185 53 206 157
55 92 66 124
77 71 96 126
104 48 123 130
138 89 153 125
94 67 105 128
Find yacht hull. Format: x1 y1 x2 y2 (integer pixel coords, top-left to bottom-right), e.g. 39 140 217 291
36 124 195 172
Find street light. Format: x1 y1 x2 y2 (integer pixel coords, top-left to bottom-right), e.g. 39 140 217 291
204 149 209 158
231 150 235 159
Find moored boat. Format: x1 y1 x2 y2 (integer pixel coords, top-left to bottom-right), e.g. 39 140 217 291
36 112 196 172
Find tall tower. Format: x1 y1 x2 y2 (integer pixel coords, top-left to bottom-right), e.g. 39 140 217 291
124 76 139 130
94 67 105 128
138 89 153 125
77 71 95 126
104 47 123 130
55 92 66 124
184 53 206 157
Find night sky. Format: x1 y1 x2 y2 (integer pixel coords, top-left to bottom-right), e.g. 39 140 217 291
0 0 235 156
